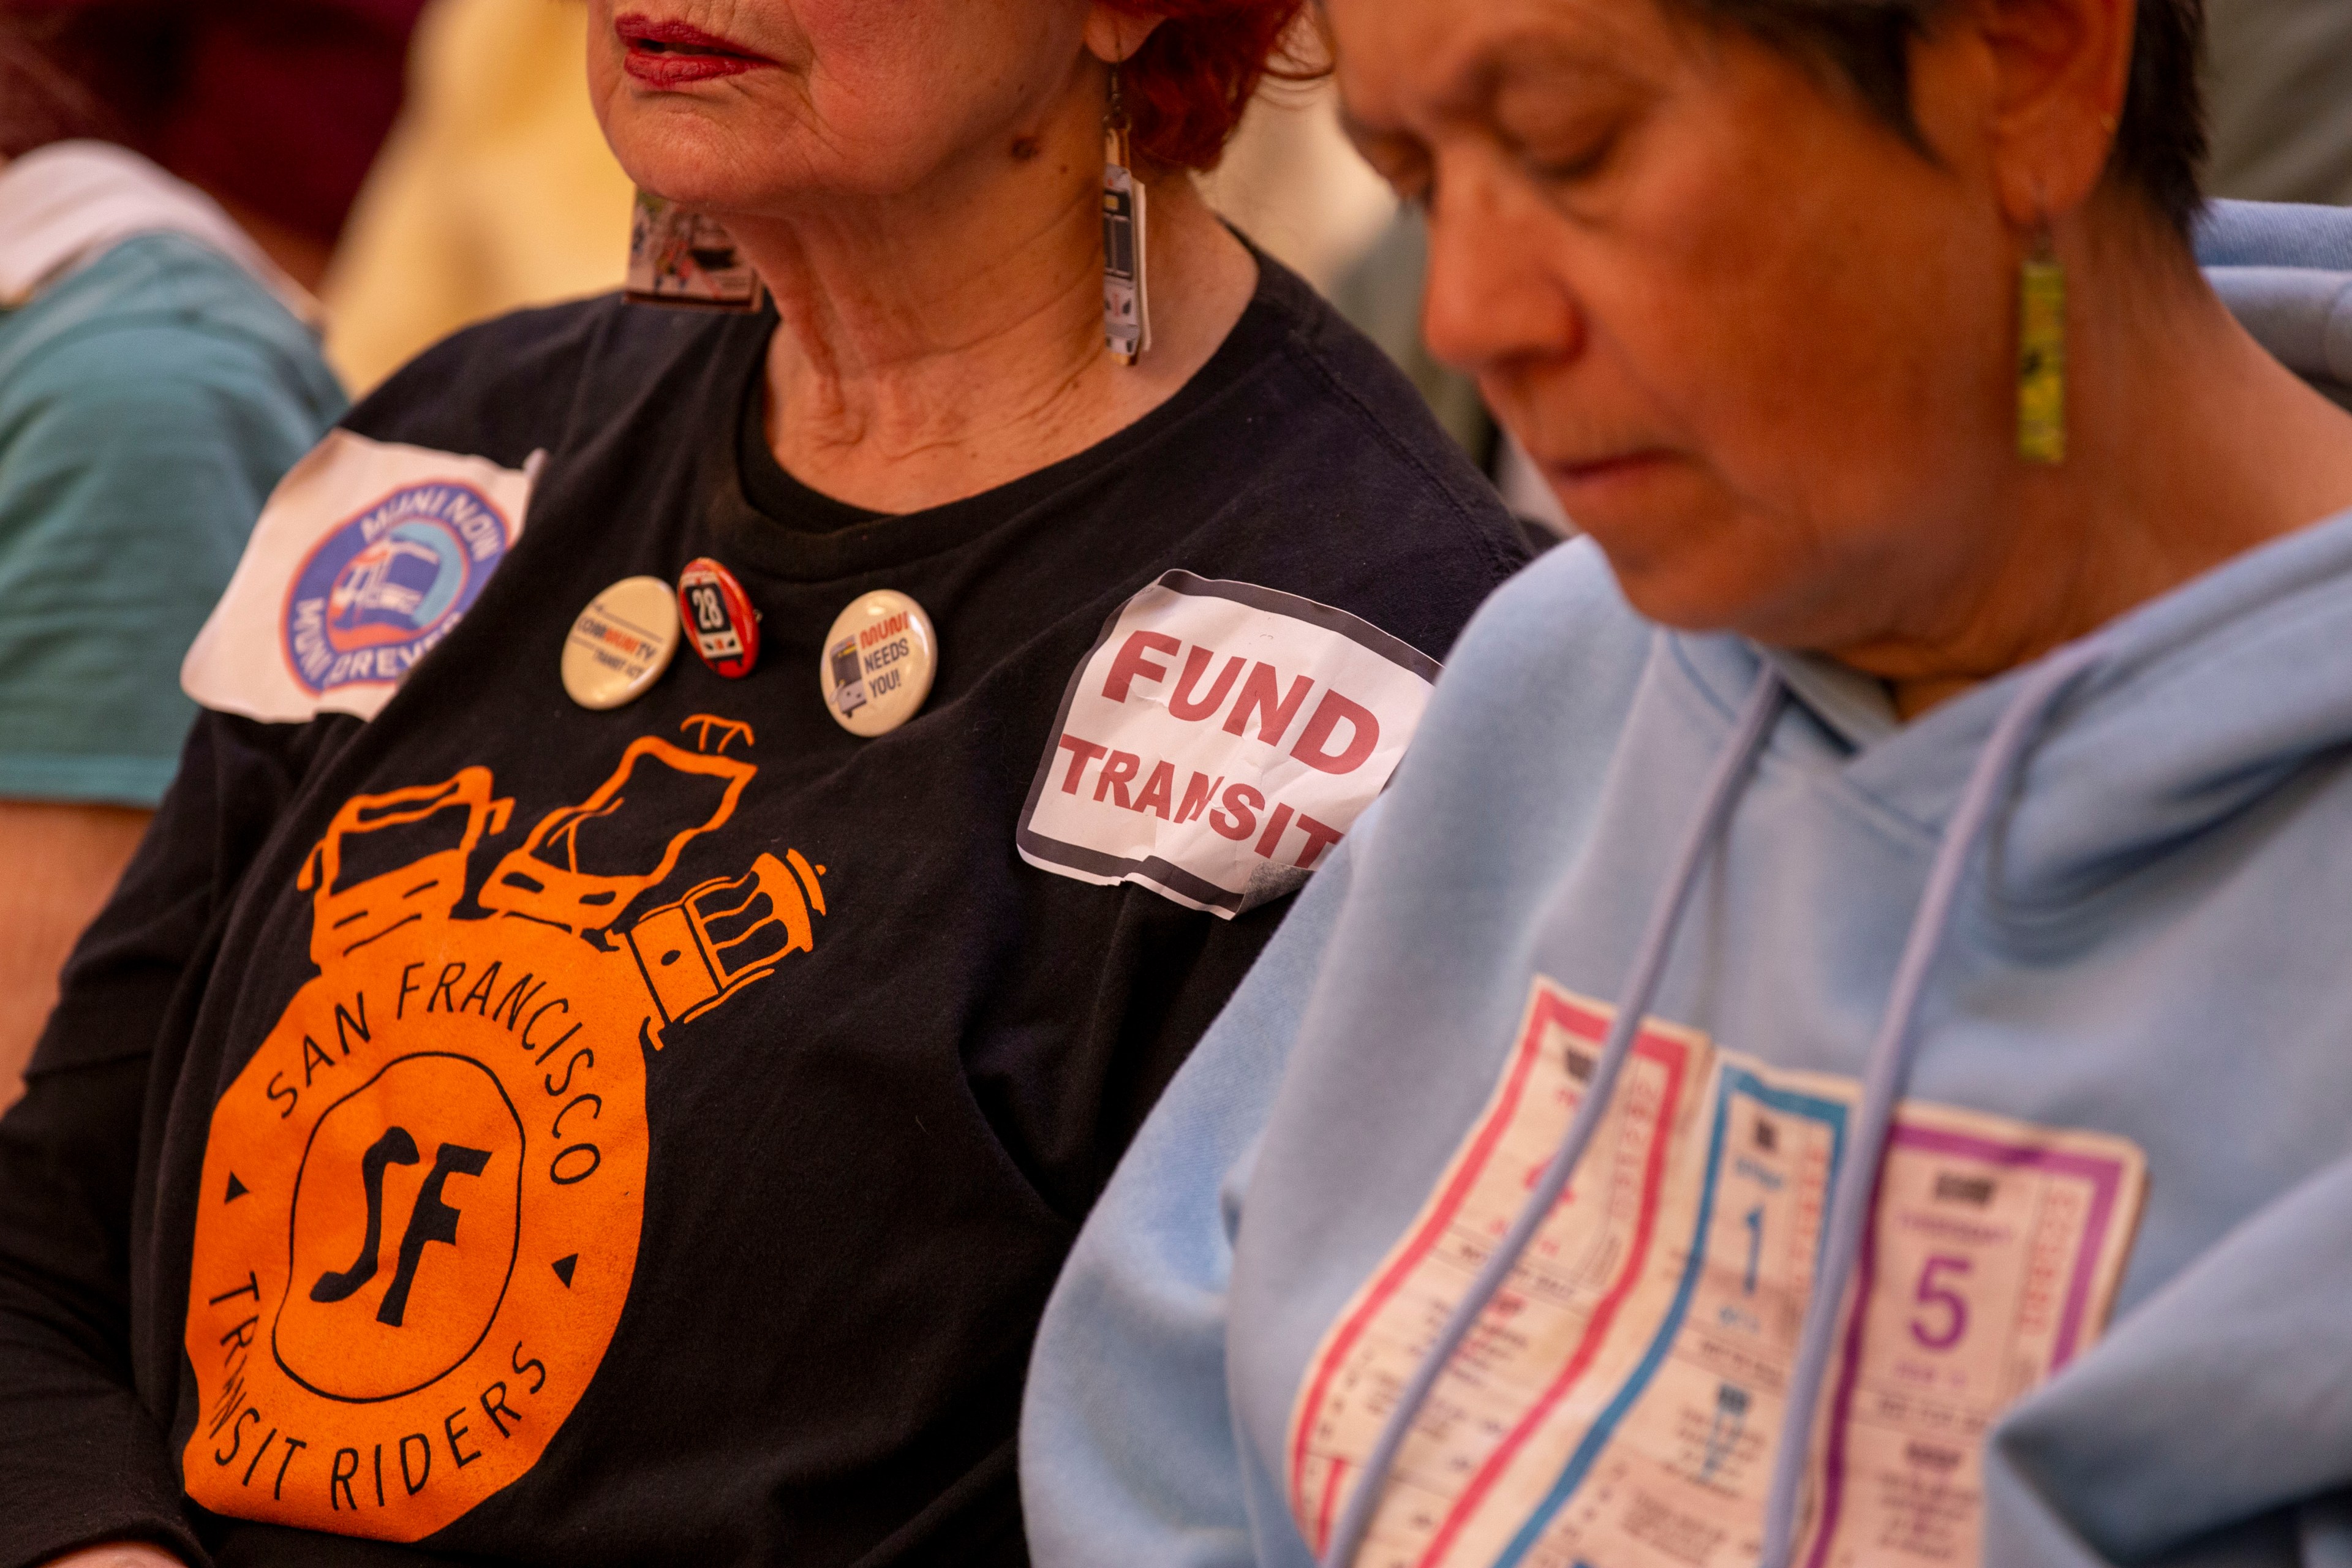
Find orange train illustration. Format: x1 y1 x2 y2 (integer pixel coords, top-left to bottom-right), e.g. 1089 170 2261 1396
627 849 827 1042
478 734 755 936
298 769 512 967
183 718 825 1540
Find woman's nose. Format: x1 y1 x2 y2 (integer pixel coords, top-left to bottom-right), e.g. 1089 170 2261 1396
1420 154 1582 379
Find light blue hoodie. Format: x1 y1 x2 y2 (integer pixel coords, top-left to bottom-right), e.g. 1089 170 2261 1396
1021 200 2352 1568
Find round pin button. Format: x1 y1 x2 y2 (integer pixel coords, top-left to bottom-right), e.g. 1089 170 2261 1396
562 575 680 710
677 557 760 678
820 590 936 737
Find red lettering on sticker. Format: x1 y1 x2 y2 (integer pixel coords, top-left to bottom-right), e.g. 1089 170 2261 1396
1176 771 1223 824
1095 751 1141 809
1209 783 1262 842
1168 647 1246 722
1293 813 1345 869
1133 761 1175 819
1223 663 1314 747
1255 802 1296 859
1057 734 1109 794
1291 690 1381 776
1103 631 1180 703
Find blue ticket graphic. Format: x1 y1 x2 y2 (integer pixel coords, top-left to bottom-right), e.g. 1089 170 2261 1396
1287 979 2146 1568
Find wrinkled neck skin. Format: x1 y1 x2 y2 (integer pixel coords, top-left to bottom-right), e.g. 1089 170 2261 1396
1815 206 2352 722
723 92 1257 516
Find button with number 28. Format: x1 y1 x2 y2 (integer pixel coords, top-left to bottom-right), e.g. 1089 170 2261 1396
677 557 760 679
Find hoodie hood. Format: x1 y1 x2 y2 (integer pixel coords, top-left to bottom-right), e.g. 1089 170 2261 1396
2201 197 2352 407
1657 198 2352 924
1679 503 2352 924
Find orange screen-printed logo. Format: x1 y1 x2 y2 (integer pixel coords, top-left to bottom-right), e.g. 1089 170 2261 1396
183 720 825 1539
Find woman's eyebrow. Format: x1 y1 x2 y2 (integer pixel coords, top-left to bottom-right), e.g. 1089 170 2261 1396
1344 29 1640 135
1487 31 1655 109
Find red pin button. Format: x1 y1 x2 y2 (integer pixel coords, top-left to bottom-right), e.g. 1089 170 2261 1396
677 558 760 679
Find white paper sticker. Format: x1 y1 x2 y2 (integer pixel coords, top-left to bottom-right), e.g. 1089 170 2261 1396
1017 571 1441 917
181 429 539 724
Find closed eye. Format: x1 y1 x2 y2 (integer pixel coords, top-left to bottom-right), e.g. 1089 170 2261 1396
1339 111 1436 209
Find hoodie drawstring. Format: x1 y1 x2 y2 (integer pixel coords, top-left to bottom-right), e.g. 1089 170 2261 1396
1319 665 1789 1568
1754 637 2105 1567
1321 638 2108 1568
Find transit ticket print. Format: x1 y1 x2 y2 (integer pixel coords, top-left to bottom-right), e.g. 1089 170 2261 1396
1286 979 2146 1568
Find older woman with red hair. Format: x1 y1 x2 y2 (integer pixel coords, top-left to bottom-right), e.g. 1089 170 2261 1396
0 4 1523 1566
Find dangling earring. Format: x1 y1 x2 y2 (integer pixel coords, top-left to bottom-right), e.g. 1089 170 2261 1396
2016 217 2066 464
625 188 766 312
1101 65 1150 365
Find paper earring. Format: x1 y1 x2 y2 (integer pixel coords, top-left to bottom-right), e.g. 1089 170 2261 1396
1101 67 1150 365
2017 224 2066 465
625 189 766 312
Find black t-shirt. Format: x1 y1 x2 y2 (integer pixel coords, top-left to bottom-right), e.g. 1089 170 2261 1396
0 258 1525 1568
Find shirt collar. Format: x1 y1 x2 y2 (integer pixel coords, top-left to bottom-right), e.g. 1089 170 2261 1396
1757 644 1903 749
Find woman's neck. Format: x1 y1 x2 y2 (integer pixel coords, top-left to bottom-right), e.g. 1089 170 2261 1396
1831 213 2352 722
723 112 1257 516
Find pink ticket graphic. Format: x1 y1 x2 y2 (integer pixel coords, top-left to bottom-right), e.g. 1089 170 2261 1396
1284 977 2146 1568
1800 1120 2144 1567
1286 986 1700 1558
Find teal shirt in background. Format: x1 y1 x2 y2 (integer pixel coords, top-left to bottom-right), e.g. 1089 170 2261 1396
0 233 345 806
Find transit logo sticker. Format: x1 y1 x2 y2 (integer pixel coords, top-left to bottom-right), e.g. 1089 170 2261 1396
182 430 540 725
1017 571 1440 916
285 482 507 695
182 716 829 1540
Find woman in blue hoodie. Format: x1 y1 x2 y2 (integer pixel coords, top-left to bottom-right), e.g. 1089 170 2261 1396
1020 0 2352 1565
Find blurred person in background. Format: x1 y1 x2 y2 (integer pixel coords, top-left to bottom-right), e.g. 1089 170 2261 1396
0 1 1524 1564
0 20 345 1110
1 0 431 287
321 0 637 391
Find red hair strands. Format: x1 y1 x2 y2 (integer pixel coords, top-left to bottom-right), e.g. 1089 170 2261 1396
1106 0 1322 172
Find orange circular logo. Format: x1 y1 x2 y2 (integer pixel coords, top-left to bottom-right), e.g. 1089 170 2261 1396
181 741 824 1541
276 1052 527 1403
183 913 649 1539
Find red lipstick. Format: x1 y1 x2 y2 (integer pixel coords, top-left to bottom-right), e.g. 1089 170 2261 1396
615 15 775 88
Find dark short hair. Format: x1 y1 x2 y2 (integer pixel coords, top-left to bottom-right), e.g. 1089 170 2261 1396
1671 0 2206 238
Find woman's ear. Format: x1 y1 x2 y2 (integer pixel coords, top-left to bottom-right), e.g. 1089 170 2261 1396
1962 0 2137 225
1084 5 1164 65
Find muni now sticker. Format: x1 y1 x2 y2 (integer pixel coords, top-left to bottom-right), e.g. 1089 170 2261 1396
181 429 540 723
1017 571 1439 917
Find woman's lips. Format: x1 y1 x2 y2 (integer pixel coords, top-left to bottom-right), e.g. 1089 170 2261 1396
614 14 775 88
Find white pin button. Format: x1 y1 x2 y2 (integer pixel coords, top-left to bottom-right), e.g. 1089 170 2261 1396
563 575 681 710
820 590 937 737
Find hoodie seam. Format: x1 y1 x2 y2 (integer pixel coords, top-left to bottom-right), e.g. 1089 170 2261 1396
1664 636 1950 858
2052 567 2352 744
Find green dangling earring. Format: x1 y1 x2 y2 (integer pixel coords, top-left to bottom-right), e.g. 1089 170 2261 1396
2016 219 2067 465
